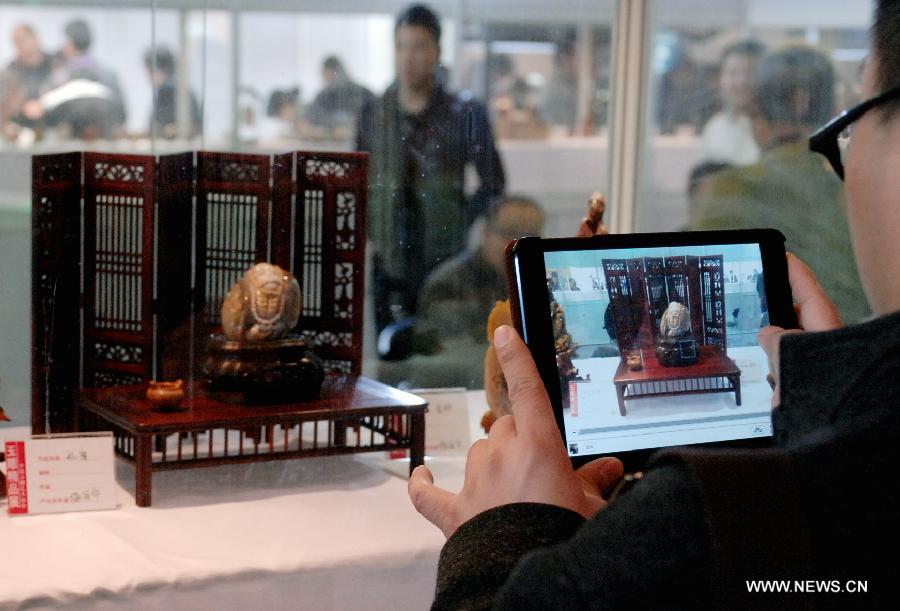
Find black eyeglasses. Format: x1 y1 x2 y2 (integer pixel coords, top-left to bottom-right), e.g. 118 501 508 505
809 85 900 180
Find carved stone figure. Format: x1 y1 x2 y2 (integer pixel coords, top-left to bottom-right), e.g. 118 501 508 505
587 191 609 235
660 301 692 338
550 298 589 387
206 263 323 403
655 301 699 366
221 263 302 341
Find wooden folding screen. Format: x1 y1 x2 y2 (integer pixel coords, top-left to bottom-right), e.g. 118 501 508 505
602 254 726 354
32 150 367 433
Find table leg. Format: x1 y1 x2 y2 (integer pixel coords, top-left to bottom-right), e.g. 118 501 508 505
333 418 347 447
732 376 742 406
408 412 426 476
616 384 627 416
134 434 153 508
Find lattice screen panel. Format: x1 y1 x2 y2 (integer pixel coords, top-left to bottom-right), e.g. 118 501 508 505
276 152 368 377
196 152 271 328
82 153 156 390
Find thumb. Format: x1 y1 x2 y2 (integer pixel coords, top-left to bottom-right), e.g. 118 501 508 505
757 326 801 408
757 325 785 365
576 456 625 498
408 464 458 536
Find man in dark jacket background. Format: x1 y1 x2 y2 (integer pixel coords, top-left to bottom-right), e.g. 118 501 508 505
357 4 505 334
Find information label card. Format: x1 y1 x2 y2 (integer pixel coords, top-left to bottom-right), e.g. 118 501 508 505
417 388 472 457
4 432 117 515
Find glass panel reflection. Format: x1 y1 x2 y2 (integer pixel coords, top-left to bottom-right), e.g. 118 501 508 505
638 0 871 325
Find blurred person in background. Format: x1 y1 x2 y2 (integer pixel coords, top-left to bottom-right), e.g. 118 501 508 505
357 3 505 336
684 160 733 226
21 19 126 139
377 195 543 389
144 46 201 139
691 45 868 323
701 39 766 165
305 55 373 140
488 54 544 140
0 24 52 140
656 38 706 135
538 37 578 132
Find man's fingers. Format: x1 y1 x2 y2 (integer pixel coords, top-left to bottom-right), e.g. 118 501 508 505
576 457 625 497
757 326 801 407
408 465 457 535
493 325 554 438
785 253 843 331
757 325 784 363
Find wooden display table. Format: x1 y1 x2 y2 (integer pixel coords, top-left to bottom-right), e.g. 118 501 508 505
76 376 427 507
613 345 741 416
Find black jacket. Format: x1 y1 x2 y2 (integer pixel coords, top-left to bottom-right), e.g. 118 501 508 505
357 82 504 329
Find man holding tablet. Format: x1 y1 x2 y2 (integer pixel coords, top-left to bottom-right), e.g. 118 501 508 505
408 2 899 606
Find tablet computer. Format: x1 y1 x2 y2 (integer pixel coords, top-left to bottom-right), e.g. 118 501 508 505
506 229 796 470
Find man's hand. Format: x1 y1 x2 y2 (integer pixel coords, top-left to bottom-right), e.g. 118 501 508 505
408 325 624 538
757 253 843 406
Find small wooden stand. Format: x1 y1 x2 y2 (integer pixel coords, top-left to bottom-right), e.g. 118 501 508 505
76 377 427 507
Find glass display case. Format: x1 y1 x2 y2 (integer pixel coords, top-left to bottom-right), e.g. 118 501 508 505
0 0 871 427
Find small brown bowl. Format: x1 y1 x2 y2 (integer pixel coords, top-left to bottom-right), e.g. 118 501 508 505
625 354 643 371
146 380 185 408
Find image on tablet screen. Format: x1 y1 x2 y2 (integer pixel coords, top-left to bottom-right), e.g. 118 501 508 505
544 242 773 457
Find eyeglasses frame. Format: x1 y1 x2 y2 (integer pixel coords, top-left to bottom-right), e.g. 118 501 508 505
809 85 900 180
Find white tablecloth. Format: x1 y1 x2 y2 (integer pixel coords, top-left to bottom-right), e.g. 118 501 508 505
1 392 488 610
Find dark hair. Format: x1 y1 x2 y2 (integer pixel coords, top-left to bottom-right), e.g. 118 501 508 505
873 0 900 117
753 46 835 127
64 20 92 52
266 88 299 117
721 39 765 63
395 4 441 43
144 46 175 76
323 55 344 73
687 161 733 199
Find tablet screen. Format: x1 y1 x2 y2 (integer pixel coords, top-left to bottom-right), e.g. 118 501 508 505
542 242 773 458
